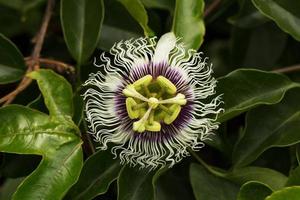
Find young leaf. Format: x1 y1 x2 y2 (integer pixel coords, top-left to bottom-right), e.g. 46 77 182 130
0 33 26 84
64 150 122 200
265 186 300 200
190 163 239 200
217 69 299 122
172 0 205 50
233 88 300 168
60 0 104 64
0 69 83 200
252 0 300 41
237 181 273 200
118 0 154 36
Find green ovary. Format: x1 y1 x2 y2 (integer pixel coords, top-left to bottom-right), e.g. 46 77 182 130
123 75 187 133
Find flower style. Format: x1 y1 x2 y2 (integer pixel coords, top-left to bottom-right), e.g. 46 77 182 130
83 32 223 169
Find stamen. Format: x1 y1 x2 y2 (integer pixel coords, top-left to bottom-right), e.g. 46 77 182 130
123 85 149 102
158 93 187 105
133 107 152 133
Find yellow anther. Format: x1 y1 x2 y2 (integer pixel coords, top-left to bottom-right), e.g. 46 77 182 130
164 104 181 124
126 98 140 119
157 76 177 94
148 97 159 109
145 121 161 132
133 75 153 89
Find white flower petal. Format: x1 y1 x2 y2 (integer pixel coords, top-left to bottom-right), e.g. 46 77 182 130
152 32 176 64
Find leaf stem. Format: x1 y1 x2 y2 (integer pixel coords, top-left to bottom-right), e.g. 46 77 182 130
272 64 300 74
204 0 222 18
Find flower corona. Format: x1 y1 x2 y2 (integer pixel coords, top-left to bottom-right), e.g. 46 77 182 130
83 32 223 169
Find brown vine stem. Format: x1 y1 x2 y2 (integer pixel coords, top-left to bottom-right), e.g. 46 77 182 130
272 64 300 74
0 0 55 106
204 0 222 18
25 57 75 74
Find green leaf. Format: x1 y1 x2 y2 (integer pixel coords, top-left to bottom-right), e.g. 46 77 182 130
265 186 300 200
140 0 174 11
217 69 299 122
172 0 205 50
117 165 157 200
233 88 300 168
252 0 300 41
190 163 239 200
0 69 83 200
60 0 104 64
97 0 143 51
118 0 154 36
64 150 122 200
0 33 26 84
28 70 73 119
225 167 287 190
237 181 273 200
285 166 300 186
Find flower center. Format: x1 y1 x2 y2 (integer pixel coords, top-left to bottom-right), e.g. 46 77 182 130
122 75 187 133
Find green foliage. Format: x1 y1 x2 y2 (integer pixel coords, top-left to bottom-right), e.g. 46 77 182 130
237 181 273 200
1 0 300 199
252 0 300 41
60 0 104 64
172 0 205 50
0 34 26 84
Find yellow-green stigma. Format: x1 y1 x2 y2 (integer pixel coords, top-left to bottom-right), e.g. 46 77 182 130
122 75 187 133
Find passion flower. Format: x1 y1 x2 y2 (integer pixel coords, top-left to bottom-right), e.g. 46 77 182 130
83 32 223 169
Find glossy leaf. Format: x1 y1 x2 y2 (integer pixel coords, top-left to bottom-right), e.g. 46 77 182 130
285 166 300 186
225 167 287 190
233 88 300 168
190 163 239 200
237 181 273 200
172 0 205 50
118 0 153 36
28 69 73 119
217 69 299 122
0 69 83 200
61 0 104 64
97 0 143 51
252 0 300 41
265 186 300 200
0 33 26 84
140 0 174 11
64 150 122 200
118 165 157 200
